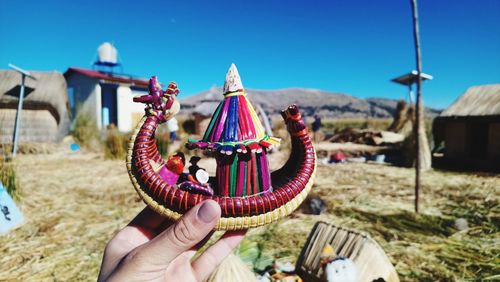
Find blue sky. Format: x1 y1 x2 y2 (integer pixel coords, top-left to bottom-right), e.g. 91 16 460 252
1 0 499 109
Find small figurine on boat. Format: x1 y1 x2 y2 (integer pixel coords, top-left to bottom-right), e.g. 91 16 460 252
127 64 316 230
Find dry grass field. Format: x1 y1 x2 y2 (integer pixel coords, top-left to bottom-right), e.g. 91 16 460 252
0 149 498 281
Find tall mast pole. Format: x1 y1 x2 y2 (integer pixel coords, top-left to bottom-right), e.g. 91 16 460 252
410 0 423 213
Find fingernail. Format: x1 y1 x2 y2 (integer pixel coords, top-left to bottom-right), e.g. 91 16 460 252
197 200 220 223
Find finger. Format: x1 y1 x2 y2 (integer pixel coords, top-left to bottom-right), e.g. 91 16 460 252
191 230 247 281
165 249 197 274
107 207 167 260
98 206 169 281
194 230 216 249
164 250 199 281
123 200 221 269
163 229 215 279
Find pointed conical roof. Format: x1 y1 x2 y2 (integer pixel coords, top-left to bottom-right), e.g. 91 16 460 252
223 63 244 94
187 64 280 153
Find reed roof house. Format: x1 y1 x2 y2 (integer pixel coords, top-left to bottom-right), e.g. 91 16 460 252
0 70 70 143
433 84 500 171
184 86 220 135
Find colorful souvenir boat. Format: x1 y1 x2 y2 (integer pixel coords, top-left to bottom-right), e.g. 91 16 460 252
126 64 316 230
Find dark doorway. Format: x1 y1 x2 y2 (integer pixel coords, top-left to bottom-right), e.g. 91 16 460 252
469 122 489 159
101 84 118 127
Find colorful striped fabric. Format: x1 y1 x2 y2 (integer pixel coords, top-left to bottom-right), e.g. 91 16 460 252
186 64 281 197
202 90 266 144
199 89 273 196
188 90 280 154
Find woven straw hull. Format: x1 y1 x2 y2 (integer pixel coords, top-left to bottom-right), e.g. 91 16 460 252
126 105 316 230
296 222 399 282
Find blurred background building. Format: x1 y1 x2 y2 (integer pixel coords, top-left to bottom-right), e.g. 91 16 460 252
433 84 500 171
0 71 70 143
64 42 149 132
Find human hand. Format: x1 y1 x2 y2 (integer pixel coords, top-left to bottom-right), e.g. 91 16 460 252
98 200 246 281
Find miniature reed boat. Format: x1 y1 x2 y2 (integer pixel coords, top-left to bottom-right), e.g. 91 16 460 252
126 64 316 230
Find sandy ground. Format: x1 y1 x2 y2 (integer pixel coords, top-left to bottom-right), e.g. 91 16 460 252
0 149 498 281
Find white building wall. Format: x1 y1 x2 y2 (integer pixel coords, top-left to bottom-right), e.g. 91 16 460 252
94 84 102 130
117 87 147 132
117 86 132 132
66 73 147 132
66 74 102 129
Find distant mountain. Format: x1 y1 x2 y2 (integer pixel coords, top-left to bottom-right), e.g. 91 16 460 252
180 87 440 119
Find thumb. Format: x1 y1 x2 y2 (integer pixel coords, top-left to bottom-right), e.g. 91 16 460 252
119 200 221 273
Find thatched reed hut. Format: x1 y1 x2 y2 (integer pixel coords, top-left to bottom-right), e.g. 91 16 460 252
188 87 220 135
433 84 500 171
0 70 70 143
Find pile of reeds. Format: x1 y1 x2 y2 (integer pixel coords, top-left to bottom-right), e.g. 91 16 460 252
72 112 99 149
322 118 393 134
0 143 56 155
104 126 128 160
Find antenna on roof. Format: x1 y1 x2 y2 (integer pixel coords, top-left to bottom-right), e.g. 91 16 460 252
93 42 123 74
391 70 433 103
8 64 37 157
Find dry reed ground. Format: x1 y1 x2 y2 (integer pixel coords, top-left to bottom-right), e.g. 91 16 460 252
0 150 498 281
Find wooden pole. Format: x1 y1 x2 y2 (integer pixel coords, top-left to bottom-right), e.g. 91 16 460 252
12 74 26 158
8 64 36 158
410 0 423 213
